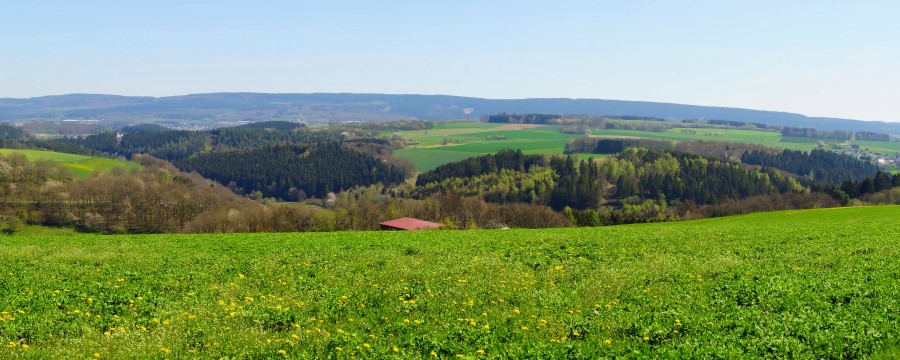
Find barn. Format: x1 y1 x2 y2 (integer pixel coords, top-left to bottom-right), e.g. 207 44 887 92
379 217 443 231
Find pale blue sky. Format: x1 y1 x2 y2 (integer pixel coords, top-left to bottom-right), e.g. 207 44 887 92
1 1 898 121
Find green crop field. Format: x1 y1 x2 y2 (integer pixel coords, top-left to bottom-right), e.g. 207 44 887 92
395 123 581 171
1 206 899 358
854 140 900 155
0 149 141 179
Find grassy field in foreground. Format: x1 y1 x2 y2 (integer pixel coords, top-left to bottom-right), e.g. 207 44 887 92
1 206 899 358
0 149 141 178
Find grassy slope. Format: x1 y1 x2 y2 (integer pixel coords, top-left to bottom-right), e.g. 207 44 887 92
0 149 141 178
1 206 899 358
396 124 581 171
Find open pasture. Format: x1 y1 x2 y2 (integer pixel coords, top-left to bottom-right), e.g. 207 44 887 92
0 149 141 179
1 206 899 358
395 123 581 171
854 140 900 155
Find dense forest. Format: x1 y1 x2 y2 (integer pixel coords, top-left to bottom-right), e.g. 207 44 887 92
411 148 810 225
177 142 408 200
741 149 879 185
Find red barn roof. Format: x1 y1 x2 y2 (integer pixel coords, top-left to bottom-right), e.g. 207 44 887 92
379 217 443 231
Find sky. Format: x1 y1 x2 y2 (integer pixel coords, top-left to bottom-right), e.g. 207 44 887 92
1 1 898 121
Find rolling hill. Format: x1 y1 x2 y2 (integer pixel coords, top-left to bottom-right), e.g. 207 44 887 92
2 93 900 135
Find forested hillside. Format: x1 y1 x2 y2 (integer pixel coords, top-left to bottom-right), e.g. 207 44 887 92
15 123 412 199
741 149 878 185
177 143 407 200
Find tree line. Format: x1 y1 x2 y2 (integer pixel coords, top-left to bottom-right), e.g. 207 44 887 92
780 127 895 142
564 138 673 154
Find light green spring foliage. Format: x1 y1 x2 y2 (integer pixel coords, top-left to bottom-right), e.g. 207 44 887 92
0 149 141 179
1 206 899 358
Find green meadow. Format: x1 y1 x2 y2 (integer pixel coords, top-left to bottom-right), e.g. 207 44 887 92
1 206 899 358
854 140 900 155
0 149 141 179
395 124 582 171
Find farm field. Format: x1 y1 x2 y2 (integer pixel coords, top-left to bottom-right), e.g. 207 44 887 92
0 149 141 178
395 122 900 172
394 123 582 171
1 206 899 358
854 140 900 155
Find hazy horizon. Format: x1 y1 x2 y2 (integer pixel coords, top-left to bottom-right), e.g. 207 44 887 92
2 1 898 122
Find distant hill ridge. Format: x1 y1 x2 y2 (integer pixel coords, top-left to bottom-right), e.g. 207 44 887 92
1 93 898 135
